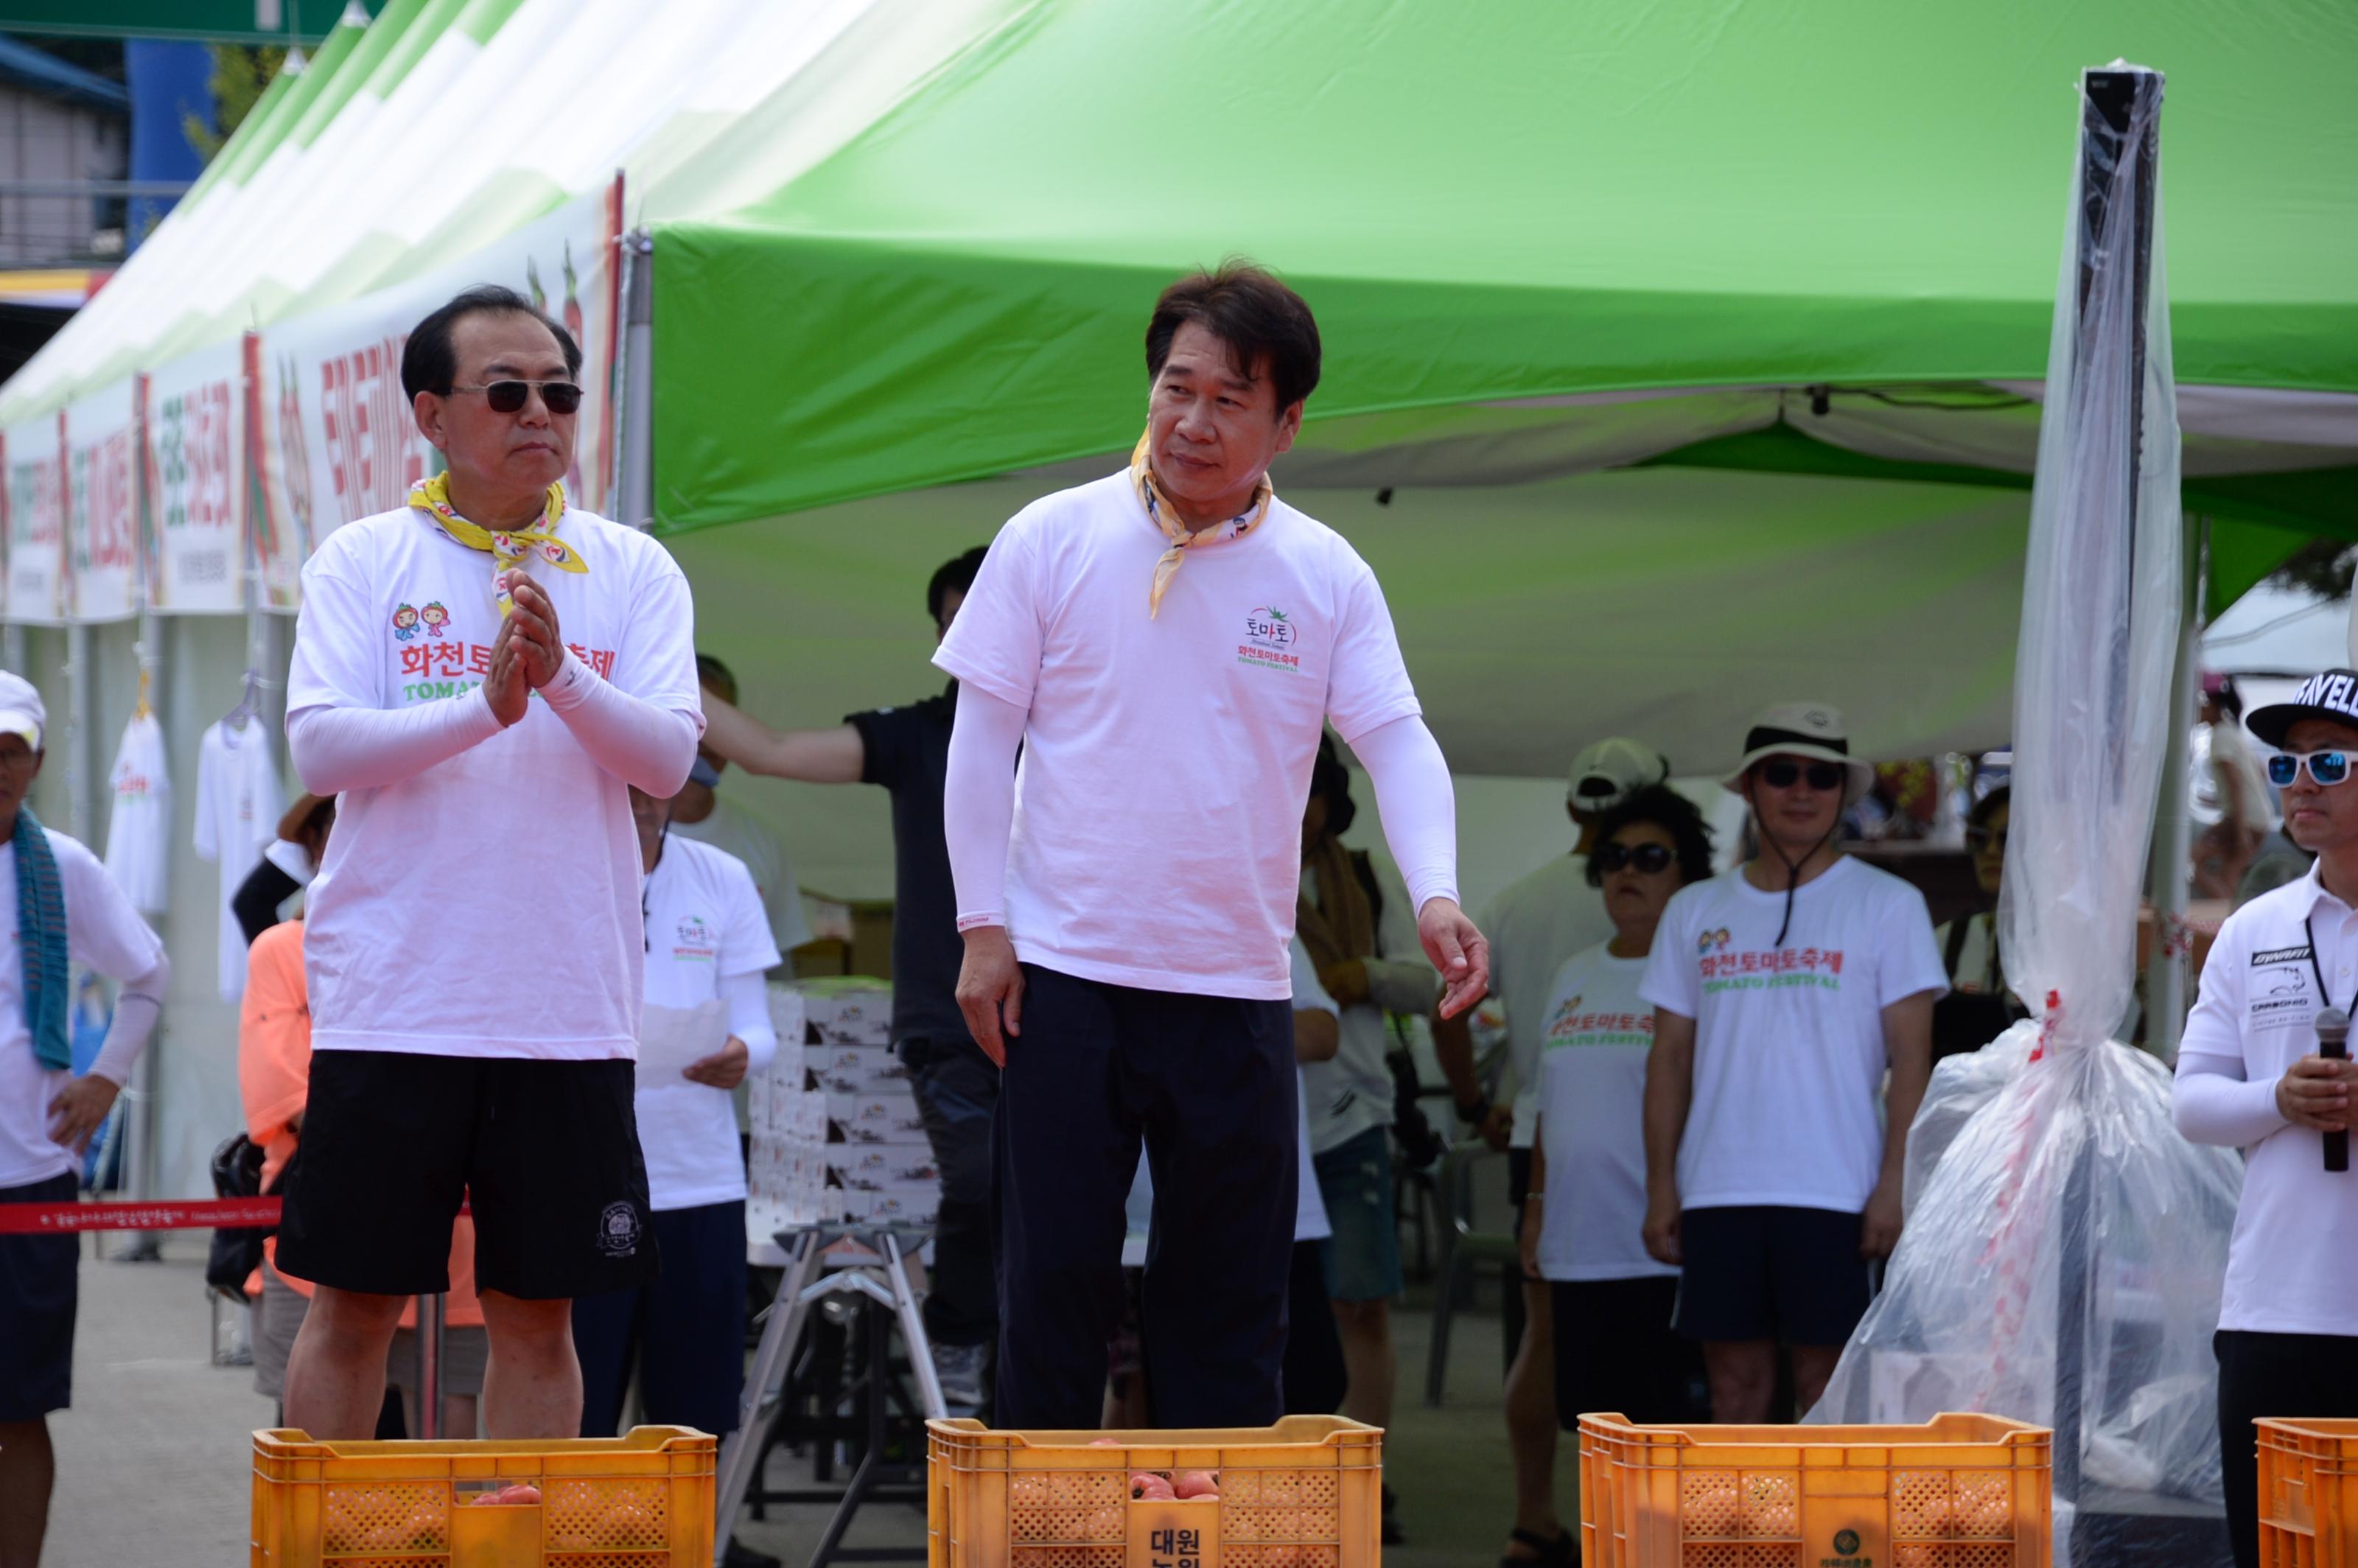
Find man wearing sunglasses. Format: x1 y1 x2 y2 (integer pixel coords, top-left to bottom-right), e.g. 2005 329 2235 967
1639 702 1945 1421
278 284 704 1441
2177 668 2358 1568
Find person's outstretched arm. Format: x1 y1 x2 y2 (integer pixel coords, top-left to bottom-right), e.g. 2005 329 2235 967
702 693 866 784
944 683 1028 1065
1348 713 1488 1017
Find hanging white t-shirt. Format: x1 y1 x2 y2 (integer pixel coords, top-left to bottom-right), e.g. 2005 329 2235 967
1478 852 1612 1149
934 471 1422 1000
1127 939 1334 1262
1532 943 1675 1282
636 834 783 1210
103 710 172 915
2177 865 2358 1335
193 717 284 1000
671 793 813 955
1640 858 1947 1215
0 827 167 1187
287 502 703 1060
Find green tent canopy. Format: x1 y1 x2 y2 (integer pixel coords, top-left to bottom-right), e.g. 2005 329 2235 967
649 0 2358 606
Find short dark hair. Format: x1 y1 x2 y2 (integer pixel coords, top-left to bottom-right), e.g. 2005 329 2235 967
928 546 990 626
1584 785 1716 889
1145 261 1321 416
1309 732 1357 838
2215 676 2245 719
402 284 581 401
1969 783 2010 831
695 653 738 704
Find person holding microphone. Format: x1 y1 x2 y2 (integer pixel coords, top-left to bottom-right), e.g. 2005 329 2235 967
2176 668 2358 1568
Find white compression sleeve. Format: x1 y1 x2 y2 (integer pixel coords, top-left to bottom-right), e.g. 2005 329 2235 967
85 953 172 1089
724 968 780 1073
944 682 1027 931
2173 1047 2289 1149
288 693 504 794
539 651 702 795
1349 714 1460 914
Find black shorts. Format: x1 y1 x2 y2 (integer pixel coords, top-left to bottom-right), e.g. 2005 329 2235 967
1673 1205 1869 1347
1551 1275 1702 1429
0 1171 79 1420
277 1051 657 1301
1508 1147 1533 1244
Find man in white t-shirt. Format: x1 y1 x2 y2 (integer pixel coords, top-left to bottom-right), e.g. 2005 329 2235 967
669 654 811 959
0 673 170 1568
937 263 1487 1429
1432 735 1659 1567
1639 702 1943 1422
574 783 778 1446
2175 669 2358 1568
279 285 704 1441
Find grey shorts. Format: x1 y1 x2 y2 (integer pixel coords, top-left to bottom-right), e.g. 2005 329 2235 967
252 1261 489 1402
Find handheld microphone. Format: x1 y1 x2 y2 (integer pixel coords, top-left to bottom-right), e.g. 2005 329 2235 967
2318 1007 2351 1175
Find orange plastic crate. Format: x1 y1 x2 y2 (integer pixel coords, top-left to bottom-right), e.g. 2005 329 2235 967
1577 1411 2052 1568
926 1415 1382 1568
2258 1417 2358 1568
251 1425 715 1567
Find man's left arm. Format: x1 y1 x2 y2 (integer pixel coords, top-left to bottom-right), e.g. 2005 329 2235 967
1348 714 1487 1017
1866 989 1937 1259
47 844 172 1150
685 861 785 1090
508 564 700 795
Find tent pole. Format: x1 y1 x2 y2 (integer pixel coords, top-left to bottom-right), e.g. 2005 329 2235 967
2144 515 2208 1063
618 230 655 532
1 624 20 674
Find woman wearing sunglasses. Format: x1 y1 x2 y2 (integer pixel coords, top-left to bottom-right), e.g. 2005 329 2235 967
1519 785 1713 1435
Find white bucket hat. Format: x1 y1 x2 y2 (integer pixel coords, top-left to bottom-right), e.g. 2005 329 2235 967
0 671 43 752
1720 701 1874 807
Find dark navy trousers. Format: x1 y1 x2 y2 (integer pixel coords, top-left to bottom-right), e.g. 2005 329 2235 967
993 963 1297 1429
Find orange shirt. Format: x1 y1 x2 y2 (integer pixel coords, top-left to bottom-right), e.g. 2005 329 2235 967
237 920 483 1326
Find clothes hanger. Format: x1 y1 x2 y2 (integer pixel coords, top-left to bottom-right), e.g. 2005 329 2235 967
220 668 261 736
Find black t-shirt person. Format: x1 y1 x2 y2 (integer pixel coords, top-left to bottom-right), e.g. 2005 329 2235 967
846 684 973 1058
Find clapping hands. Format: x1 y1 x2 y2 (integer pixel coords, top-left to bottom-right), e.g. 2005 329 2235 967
486 571 564 727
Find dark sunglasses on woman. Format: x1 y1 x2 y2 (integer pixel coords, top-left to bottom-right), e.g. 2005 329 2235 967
450 378 584 415
1593 841 1675 874
1759 759 1846 792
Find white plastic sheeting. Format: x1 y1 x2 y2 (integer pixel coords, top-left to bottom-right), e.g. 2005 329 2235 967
1813 68 2245 1567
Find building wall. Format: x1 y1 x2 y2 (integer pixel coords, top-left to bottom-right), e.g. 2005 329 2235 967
0 87 129 265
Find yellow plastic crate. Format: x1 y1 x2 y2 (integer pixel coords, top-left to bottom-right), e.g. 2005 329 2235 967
1577 1411 2052 1568
251 1425 715 1567
926 1414 1382 1568
2259 1416 2358 1568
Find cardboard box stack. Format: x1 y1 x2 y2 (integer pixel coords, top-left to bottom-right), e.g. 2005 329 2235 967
748 978 942 1235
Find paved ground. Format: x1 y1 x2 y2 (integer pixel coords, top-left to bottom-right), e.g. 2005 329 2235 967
40 1233 1548 1566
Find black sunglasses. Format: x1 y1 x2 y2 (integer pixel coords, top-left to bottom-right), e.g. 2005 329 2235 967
1594 841 1675 875
450 379 584 416
1759 759 1846 792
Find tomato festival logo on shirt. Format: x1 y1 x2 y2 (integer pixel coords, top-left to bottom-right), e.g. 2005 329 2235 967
1238 605 1302 673
391 603 421 640
1697 927 1732 955
1700 943 1847 993
419 601 450 637
1542 990 1654 1049
673 914 716 963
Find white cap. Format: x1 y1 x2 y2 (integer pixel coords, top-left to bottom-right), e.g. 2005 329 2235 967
0 671 42 752
1568 737 1668 813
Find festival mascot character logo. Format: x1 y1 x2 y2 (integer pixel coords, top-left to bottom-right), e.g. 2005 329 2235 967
391 603 421 641
419 601 451 638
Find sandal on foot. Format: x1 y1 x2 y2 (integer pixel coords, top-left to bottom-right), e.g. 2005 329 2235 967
1502 1527 1575 1567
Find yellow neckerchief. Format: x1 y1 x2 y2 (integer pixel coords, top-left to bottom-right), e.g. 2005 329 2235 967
407 473 586 615
1130 432 1273 619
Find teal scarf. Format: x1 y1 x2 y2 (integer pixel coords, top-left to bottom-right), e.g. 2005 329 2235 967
15 809 68 1070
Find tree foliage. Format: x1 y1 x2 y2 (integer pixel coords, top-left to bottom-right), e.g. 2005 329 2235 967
183 45 287 161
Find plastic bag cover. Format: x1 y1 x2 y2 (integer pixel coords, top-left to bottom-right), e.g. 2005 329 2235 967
1813 68 2247 1568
